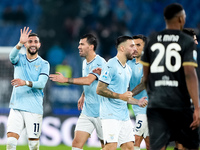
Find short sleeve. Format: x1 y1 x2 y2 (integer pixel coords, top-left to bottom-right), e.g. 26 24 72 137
40 61 50 76
182 39 198 67
99 62 114 85
89 63 102 79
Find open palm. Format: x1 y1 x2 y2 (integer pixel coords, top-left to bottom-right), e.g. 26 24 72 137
20 27 32 44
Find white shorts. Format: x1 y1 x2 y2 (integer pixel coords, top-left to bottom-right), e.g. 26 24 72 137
134 114 149 138
7 109 43 138
75 113 103 140
101 119 135 146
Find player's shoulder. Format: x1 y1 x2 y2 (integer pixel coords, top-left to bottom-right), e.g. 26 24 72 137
107 57 117 65
104 57 117 70
180 31 194 43
148 29 193 44
19 53 25 57
149 29 181 38
18 53 26 60
160 29 192 41
108 56 117 62
147 31 160 40
127 58 136 65
95 55 106 63
38 56 50 65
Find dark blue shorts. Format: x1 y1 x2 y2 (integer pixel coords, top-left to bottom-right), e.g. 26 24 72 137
147 108 199 149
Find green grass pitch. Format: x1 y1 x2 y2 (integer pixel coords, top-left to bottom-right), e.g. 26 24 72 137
0 144 175 150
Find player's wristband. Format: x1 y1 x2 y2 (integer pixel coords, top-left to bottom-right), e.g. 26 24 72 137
25 80 30 86
17 42 23 47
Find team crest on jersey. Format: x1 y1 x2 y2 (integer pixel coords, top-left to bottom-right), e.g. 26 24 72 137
34 65 40 71
193 50 197 61
138 67 142 72
102 71 109 79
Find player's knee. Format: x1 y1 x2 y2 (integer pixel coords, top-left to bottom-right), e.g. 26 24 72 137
72 138 83 148
28 140 39 150
7 137 17 150
127 144 134 150
122 142 134 150
72 138 78 146
72 147 83 150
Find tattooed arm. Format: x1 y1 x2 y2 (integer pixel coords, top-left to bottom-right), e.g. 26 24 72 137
131 77 145 96
96 81 132 101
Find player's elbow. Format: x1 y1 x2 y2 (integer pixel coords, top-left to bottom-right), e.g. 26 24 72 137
85 79 94 85
9 56 16 64
9 56 13 62
32 82 46 89
96 87 102 96
184 66 197 79
86 81 92 86
40 82 46 89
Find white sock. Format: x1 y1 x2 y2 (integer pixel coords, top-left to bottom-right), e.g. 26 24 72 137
7 137 17 150
28 140 39 150
134 146 140 150
72 147 83 150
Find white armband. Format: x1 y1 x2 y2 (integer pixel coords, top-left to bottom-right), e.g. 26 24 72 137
17 42 23 47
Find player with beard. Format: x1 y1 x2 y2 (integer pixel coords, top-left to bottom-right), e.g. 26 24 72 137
127 35 149 150
7 27 50 150
96 36 148 150
50 34 106 150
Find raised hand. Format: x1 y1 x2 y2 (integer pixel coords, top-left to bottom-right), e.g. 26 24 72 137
49 72 67 83
20 27 32 44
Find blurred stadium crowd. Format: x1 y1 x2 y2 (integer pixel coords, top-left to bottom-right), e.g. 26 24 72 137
0 0 200 59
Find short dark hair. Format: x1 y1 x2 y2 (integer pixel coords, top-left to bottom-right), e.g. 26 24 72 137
182 28 196 37
80 33 97 51
116 36 133 48
164 3 184 20
132 34 147 43
28 33 39 38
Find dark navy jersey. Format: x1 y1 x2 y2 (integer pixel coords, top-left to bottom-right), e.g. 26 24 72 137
141 29 198 109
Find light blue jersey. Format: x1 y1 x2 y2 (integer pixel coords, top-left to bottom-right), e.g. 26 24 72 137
9 47 50 115
127 58 148 116
82 55 106 117
99 56 132 121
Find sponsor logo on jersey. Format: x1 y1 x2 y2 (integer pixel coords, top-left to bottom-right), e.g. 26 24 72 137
155 75 178 87
102 71 109 79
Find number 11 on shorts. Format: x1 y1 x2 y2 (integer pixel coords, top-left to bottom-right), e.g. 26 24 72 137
34 123 39 133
